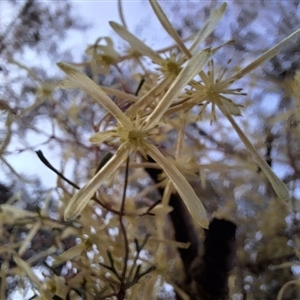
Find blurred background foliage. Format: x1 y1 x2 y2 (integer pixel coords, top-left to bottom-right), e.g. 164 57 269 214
0 0 300 299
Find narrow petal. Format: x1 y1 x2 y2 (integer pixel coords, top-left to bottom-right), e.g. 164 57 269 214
149 0 191 58
143 49 211 130
225 27 300 84
99 85 139 103
127 78 168 115
146 143 209 229
64 144 129 220
190 3 227 54
13 256 42 288
109 21 163 65
53 243 86 266
89 130 117 144
220 105 289 201
57 62 131 129
0 204 36 225
220 96 243 116
18 222 42 256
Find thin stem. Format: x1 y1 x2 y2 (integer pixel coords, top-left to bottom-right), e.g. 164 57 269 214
36 150 80 189
117 0 127 29
117 156 130 300
35 150 157 219
36 150 123 216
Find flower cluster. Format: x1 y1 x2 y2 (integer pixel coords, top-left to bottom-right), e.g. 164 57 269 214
56 1 298 233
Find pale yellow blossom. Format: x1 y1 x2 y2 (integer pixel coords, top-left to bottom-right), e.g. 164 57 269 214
85 37 120 75
58 50 211 228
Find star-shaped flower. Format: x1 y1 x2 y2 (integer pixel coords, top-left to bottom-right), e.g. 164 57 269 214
57 47 211 228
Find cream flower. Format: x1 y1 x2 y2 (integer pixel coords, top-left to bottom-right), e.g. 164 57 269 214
57 47 211 228
172 59 245 122
109 2 226 114
173 28 300 202
85 37 120 75
149 8 300 201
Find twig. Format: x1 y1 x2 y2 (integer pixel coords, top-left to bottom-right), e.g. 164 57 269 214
265 130 274 168
36 150 158 218
36 150 79 189
117 156 130 300
35 150 121 215
117 0 127 29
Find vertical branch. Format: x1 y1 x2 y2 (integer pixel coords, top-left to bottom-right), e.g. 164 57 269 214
265 131 274 168
144 158 199 282
191 218 237 300
117 156 130 300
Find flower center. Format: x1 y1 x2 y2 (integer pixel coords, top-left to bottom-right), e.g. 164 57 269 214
161 58 181 78
205 84 219 101
96 54 114 65
117 126 147 150
128 129 143 143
